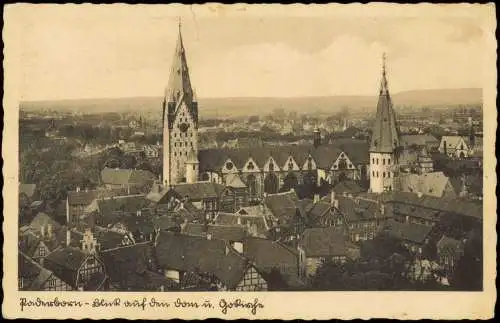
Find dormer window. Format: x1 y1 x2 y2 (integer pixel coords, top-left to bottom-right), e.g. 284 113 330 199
225 162 234 170
269 161 274 171
288 161 294 170
307 157 313 170
247 161 255 170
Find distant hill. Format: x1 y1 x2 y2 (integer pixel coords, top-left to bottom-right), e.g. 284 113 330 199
20 88 482 118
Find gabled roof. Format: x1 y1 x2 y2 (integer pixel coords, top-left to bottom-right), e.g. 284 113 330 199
19 183 36 198
384 219 433 244
43 248 89 288
225 173 247 189
101 242 177 291
400 134 440 147
396 172 455 198
19 252 54 291
357 191 482 221
243 238 298 273
440 136 468 149
88 195 149 215
214 212 270 235
264 190 304 226
154 232 251 289
370 56 399 153
29 213 62 231
299 227 348 257
183 223 247 242
100 168 155 186
198 139 369 172
172 182 225 200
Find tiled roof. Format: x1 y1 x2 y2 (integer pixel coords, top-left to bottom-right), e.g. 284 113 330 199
43 247 88 288
357 191 482 220
19 252 54 291
29 213 62 231
154 232 250 289
307 201 333 223
172 182 225 200
68 190 98 206
299 227 348 257
334 196 383 222
396 172 455 198
332 180 365 194
243 238 298 274
214 212 270 236
384 219 433 244
100 168 155 186
198 139 369 172
101 242 177 291
89 195 149 215
183 223 248 242
19 183 36 198
264 190 305 226
400 134 440 147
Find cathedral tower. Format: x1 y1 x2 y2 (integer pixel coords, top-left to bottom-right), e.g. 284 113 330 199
369 54 400 193
162 22 199 186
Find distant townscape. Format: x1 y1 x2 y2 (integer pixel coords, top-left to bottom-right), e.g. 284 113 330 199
19 24 483 292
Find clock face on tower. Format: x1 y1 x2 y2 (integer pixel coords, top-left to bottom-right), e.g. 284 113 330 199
179 122 189 133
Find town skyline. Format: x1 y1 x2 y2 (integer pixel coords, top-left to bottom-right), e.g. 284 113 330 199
11 5 487 101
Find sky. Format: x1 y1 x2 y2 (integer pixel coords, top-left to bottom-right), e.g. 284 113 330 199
6 4 492 100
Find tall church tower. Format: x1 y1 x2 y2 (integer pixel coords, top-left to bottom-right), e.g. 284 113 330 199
162 22 199 186
369 54 400 193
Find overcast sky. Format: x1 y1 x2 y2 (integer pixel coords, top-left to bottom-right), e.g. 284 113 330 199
7 4 491 100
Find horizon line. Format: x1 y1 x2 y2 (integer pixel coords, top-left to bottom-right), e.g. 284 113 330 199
19 87 482 103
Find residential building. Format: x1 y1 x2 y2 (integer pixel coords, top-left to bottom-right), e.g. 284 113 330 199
439 136 470 159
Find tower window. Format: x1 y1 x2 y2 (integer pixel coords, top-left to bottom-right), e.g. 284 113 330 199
376 171 379 177
383 172 386 178
372 158 374 164
376 158 379 165
388 158 391 165
383 159 385 165
193 165 196 170
372 171 375 177
174 152 177 156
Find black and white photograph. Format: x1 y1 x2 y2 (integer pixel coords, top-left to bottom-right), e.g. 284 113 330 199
3 3 496 320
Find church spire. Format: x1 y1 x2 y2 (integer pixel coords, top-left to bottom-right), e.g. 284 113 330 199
165 18 194 106
370 53 399 153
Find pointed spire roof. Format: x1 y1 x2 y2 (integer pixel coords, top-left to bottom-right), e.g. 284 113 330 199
165 19 194 106
370 53 400 153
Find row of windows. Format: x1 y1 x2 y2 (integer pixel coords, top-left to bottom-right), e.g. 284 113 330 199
173 151 189 157
174 142 193 148
372 157 391 165
173 132 194 138
371 171 392 178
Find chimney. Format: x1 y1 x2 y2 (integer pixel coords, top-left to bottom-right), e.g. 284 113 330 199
76 186 80 193
40 224 45 238
180 219 188 233
380 203 385 215
237 217 242 225
207 233 212 240
313 128 321 148
417 192 423 198
313 194 320 204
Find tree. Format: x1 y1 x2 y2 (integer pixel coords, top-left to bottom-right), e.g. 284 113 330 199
309 260 347 290
264 268 289 291
450 228 482 290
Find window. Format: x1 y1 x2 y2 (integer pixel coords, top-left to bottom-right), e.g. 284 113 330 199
372 171 375 177
174 152 177 156
376 158 379 165
269 161 274 171
226 162 234 170
388 158 391 165
18 278 23 289
376 171 379 177
383 172 386 178
48 279 56 288
383 159 385 165
372 158 374 164
247 161 254 170
39 246 46 257
288 161 294 170
192 165 196 170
